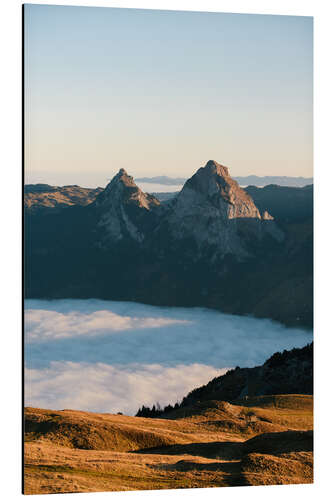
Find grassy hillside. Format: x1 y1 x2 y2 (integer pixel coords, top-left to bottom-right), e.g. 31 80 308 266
24 394 313 494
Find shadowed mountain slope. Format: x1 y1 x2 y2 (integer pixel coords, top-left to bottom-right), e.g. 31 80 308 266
245 184 313 224
24 160 313 327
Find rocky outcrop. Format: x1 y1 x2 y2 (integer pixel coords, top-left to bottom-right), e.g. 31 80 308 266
86 161 283 256
172 160 262 219
163 160 283 260
92 168 160 244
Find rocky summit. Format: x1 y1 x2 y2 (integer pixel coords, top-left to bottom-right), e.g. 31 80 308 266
175 160 262 219
90 160 284 260
92 168 160 244
164 160 283 260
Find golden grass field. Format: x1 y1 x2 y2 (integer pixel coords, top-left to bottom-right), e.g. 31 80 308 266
24 394 313 494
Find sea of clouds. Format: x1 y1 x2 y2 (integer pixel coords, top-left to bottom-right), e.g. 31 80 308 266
25 299 313 415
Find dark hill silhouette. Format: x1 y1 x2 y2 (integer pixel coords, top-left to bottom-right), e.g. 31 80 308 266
245 184 313 223
136 343 313 418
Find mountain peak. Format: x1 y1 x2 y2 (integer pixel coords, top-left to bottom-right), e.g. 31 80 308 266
93 169 160 243
164 160 282 260
112 168 136 188
183 160 255 213
96 169 160 209
204 160 230 178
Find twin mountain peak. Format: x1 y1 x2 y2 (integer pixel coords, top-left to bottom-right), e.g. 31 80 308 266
92 160 283 259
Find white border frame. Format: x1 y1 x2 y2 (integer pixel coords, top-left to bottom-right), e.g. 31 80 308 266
1 0 332 499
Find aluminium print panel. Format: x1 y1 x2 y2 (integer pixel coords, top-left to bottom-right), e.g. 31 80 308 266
23 3 313 495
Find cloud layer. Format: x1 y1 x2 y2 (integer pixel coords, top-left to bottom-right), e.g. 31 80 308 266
25 362 226 415
24 299 313 414
25 308 188 341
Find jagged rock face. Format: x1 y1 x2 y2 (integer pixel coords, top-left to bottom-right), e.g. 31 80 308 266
92 161 283 255
93 168 160 244
165 160 283 259
180 160 262 219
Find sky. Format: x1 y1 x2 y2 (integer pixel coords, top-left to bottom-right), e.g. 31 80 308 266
24 5 313 187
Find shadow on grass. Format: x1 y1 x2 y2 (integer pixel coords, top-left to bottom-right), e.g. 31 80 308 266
244 430 313 455
133 440 244 460
152 456 247 487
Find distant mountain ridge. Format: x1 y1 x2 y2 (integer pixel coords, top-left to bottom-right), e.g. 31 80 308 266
245 184 313 223
136 175 187 185
136 174 313 188
24 182 313 225
24 184 103 213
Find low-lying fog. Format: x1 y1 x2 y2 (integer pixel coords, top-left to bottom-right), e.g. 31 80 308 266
136 182 183 193
25 299 312 415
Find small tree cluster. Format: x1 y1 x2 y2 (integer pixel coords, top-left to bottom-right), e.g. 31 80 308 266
135 402 180 418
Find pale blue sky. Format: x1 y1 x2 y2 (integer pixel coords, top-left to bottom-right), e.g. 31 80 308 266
24 4 313 187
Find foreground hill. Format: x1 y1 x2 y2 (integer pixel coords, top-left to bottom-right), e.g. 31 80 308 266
24 343 314 493
24 395 313 494
179 343 313 411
